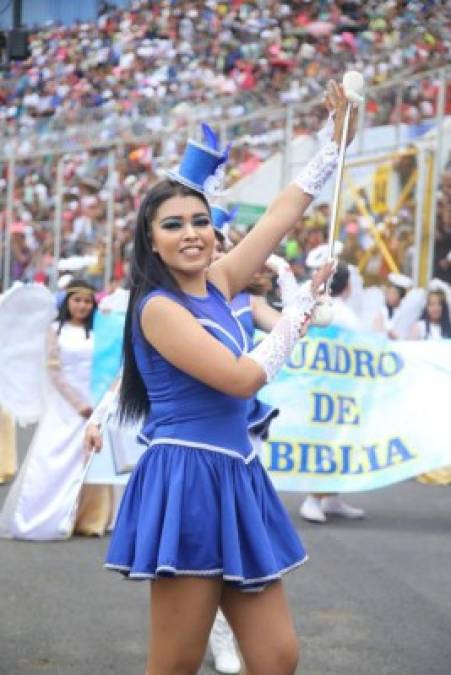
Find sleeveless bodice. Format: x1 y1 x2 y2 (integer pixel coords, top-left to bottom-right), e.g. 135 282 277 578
134 282 253 460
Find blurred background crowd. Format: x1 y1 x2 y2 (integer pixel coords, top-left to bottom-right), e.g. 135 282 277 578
0 0 451 293
2 0 451 136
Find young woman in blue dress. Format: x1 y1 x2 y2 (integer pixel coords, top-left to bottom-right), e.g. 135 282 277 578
101 82 354 675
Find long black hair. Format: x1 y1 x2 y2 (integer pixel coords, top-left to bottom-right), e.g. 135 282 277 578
57 279 97 338
386 285 407 319
119 179 211 423
421 290 451 338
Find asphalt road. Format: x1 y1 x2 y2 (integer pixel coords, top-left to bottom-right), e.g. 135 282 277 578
1 428 450 675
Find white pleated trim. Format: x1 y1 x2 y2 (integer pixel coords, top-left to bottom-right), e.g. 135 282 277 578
104 556 308 584
230 311 250 353
138 435 257 465
233 306 252 318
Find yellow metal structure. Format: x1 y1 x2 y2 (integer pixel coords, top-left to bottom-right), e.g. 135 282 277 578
339 148 435 286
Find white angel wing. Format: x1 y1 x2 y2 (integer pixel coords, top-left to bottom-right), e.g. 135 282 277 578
359 286 385 331
0 283 57 425
392 287 427 339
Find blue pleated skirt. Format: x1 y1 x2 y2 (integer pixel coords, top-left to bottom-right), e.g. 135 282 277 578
105 443 307 591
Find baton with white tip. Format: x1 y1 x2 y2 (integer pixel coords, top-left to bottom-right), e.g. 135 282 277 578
326 71 365 262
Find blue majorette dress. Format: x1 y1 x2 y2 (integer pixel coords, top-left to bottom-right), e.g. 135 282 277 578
105 282 306 591
230 292 279 439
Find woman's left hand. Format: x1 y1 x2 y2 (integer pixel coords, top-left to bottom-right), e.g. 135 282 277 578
325 80 359 147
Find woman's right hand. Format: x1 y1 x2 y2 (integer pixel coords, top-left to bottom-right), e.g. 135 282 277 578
84 422 103 455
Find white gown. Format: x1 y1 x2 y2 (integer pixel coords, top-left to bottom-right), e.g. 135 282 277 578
0 324 96 540
411 320 446 341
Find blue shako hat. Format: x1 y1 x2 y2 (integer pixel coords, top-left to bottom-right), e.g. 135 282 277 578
211 204 238 239
166 123 230 195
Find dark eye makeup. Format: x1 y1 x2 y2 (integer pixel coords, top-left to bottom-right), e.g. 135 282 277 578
160 218 183 230
159 214 211 230
192 215 211 227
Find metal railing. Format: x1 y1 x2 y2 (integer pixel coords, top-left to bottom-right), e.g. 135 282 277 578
1 64 450 290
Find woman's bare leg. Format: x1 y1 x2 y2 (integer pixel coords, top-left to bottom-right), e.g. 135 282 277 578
221 581 299 675
145 576 223 675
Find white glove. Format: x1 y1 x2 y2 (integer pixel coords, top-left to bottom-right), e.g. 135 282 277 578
317 113 335 144
268 255 334 327
247 287 316 382
293 140 339 198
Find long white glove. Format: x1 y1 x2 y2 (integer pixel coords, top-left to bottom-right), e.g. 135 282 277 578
267 254 333 327
293 140 338 198
317 113 335 145
247 287 316 383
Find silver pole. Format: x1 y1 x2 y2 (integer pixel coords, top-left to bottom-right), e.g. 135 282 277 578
281 105 294 188
413 144 426 285
357 93 366 154
104 149 116 290
51 157 64 292
327 102 352 260
427 67 446 282
3 154 16 290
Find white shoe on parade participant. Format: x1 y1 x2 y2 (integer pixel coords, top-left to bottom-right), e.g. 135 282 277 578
299 495 326 523
209 610 241 674
321 496 365 519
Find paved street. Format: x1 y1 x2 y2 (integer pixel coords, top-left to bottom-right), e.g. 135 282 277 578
1 429 450 674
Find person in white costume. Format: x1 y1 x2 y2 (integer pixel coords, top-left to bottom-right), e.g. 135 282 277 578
411 284 451 487
409 287 451 341
299 261 365 524
0 280 114 540
372 273 413 338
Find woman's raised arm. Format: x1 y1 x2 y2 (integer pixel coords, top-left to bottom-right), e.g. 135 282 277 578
209 82 356 300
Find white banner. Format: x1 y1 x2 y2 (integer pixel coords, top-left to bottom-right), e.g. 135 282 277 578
260 327 451 492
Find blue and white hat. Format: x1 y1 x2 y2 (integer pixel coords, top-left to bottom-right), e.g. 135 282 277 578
211 204 238 239
167 123 230 196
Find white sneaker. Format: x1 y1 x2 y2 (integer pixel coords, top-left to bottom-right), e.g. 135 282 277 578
299 495 326 523
321 496 365 519
209 610 241 674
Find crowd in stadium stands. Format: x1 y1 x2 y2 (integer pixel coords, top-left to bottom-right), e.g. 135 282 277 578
2 150 451 292
1 0 450 141
0 0 451 290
